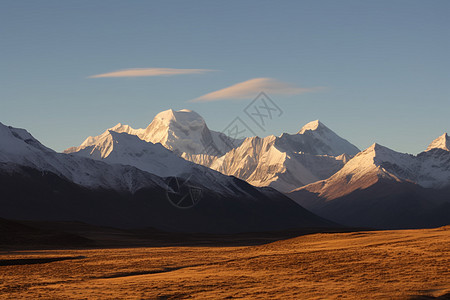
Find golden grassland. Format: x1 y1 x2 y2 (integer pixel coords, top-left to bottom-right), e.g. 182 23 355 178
1 227 449 299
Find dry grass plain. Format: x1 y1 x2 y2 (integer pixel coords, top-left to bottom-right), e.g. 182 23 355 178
1 227 449 299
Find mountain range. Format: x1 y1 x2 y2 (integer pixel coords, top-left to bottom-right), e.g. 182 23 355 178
1 109 449 230
0 120 332 233
66 109 359 193
289 140 450 228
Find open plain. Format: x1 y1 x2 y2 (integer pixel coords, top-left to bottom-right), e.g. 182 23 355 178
1 226 449 299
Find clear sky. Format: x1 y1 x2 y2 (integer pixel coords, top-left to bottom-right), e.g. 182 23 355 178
1 0 449 154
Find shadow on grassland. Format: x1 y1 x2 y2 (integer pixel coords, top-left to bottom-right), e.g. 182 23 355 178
0 256 86 266
409 293 450 299
0 217 371 250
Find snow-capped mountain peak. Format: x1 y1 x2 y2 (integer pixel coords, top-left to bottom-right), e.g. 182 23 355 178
298 120 326 134
0 122 54 156
66 109 242 157
359 143 417 177
293 140 450 201
367 142 396 154
64 122 143 154
333 143 406 180
67 129 198 177
109 122 138 133
65 111 360 193
139 109 216 155
0 122 168 192
150 109 206 128
426 133 450 152
289 138 450 229
274 120 360 156
137 109 242 155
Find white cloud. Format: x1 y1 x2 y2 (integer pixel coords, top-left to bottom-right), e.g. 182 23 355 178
88 68 215 78
191 78 321 102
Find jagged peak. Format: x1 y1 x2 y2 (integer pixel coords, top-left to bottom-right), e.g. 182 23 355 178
107 130 140 139
426 132 450 152
352 143 390 158
109 123 134 132
106 130 144 145
369 142 381 149
365 143 392 153
359 143 413 162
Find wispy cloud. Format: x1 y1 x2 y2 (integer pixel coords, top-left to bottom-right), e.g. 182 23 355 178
191 78 322 102
88 68 215 78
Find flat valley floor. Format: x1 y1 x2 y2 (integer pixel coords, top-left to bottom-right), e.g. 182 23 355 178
1 227 449 299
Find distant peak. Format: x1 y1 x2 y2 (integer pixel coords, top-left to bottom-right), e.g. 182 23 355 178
107 123 137 134
108 130 134 140
298 120 327 134
154 109 175 121
438 132 448 139
369 142 381 149
110 123 123 130
365 143 395 155
426 132 450 152
152 109 205 125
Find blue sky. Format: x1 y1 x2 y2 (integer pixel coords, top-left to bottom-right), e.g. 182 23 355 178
1 0 449 153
